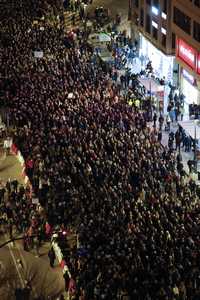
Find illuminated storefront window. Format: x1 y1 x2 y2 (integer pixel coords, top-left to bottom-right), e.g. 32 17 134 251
139 34 174 82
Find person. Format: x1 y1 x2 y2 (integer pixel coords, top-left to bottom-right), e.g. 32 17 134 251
71 13 76 26
2 1 200 298
157 130 162 142
48 247 56 268
168 132 174 150
23 233 30 251
187 160 193 173
3 137 11 156
8 218 13 240
175 129 181 152
153 112 157 128
158 114 164 131
180 105 184 121
166 114 171 131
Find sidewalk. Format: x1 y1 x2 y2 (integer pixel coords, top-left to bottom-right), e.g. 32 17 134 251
151 121 200 184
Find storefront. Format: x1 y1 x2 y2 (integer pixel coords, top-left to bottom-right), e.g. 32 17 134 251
138 34 174 113
176 38 200 113
181 68 199 116
139 34 174 83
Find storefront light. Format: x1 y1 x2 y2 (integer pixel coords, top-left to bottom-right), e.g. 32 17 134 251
182 69 195 84
161 12 167 19
139 34 174 81
152 6 159 15
152 21 158 29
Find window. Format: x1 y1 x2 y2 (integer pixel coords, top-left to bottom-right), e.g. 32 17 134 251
194 0 200 7
172 32 176 49
193 21 200 42
134 0 139 8
146 0 151 5
152 27 158 40
161 12 167 19
173 7 191 34
161 27 166 35
152 6 159 15
152 20 158 39
162 34 166 47
152 20 158 28
153 0 159 6
163 0 167 13
146 14 151 33
140 8 144 27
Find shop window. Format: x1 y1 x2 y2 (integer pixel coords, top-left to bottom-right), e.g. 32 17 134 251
146 0 151 5
152 26 158 40
153 0 159 7
194 0 200 7
146 14 151 33
134 0 139 8
162 33 166 47
163 0 167 13
140 8 144 27
172 32 176 49
173 7 191 35
193 21 200 42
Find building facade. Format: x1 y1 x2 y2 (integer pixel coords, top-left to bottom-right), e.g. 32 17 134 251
172 0 200 106
129 0 176 92
129 0 200 107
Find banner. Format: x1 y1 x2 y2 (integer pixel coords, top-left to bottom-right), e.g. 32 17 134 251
34 50 44 58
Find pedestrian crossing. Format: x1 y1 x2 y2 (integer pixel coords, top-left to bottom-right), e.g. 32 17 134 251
63 11 80 29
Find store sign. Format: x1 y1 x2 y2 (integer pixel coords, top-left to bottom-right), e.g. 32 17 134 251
177 39 196 70
182 68 196 85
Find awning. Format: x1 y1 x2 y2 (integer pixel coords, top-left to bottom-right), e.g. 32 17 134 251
178 120 200 140
138 77 163 93
99 33 111 42
88 33 111 45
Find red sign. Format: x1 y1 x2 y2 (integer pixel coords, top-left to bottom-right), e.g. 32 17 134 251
177 38 196 70
197 53 200 75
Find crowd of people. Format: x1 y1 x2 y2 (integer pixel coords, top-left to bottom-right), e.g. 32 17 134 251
1 1 200 300
0 179 47 250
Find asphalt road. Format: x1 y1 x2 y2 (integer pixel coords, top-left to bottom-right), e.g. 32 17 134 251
0 151 24 185
87 0 130 32
89 0 129 17
0 234 66 300
0 149 66 299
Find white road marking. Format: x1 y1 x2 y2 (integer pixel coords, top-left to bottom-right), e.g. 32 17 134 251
14 237 38 299
6 237 25 288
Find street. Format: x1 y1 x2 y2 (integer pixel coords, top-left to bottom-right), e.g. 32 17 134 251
88 0 129 17
87 0 130 33
0 232 66 299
